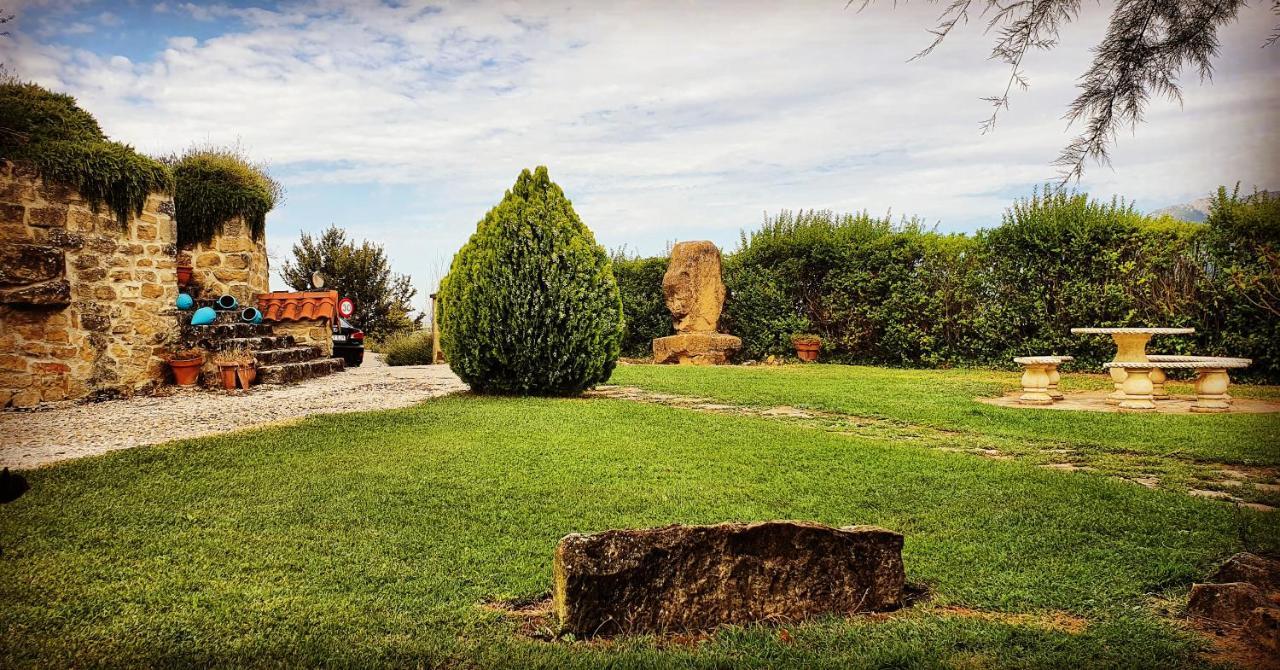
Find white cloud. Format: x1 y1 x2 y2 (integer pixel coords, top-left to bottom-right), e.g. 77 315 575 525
1 0 1277 295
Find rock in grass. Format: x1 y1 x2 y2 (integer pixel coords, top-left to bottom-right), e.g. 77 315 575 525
1210 552 1280 592
1247 606 1280 653
553 521 904 636
1187 582 1269 624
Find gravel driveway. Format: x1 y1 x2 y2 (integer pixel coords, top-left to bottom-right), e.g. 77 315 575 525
0 354 466 470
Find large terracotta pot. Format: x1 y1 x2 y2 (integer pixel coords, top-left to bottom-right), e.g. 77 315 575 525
237 363 256 390
217 364 239 391
793 341 820 362
168 357 203 386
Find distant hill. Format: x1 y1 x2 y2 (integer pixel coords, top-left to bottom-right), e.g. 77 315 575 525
1149 190 1278 222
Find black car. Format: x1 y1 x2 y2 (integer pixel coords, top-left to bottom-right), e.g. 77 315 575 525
332 317 365 367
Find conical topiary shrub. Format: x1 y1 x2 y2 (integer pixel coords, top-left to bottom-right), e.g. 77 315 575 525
439 166 624 394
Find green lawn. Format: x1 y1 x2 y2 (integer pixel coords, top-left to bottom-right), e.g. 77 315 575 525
611 364 1280 466
2 367 1278 668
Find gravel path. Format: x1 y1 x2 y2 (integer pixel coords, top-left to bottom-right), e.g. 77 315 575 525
0 354 466 470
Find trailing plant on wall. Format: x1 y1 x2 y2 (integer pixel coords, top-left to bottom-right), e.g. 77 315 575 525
0 79 172 224
167 144 282 248
439 166 623 394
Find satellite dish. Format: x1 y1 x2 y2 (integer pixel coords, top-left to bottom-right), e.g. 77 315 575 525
311 271 325 289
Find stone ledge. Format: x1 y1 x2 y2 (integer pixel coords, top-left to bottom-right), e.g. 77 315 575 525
553 521 905 636
653 332 741 365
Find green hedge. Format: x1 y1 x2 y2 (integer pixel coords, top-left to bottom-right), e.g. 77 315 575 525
616 188 1280 382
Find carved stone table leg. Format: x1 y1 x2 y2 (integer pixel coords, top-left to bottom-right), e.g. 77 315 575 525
1118 366 1156 411
1046 363 1064 400
1107 333 1152 404
1019 363 1053 405
1149 366 1168 400
1191 368 1232 413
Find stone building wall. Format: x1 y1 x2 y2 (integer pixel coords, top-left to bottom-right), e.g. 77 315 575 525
0 161 179 408
272 321 334 356
188 216 270 307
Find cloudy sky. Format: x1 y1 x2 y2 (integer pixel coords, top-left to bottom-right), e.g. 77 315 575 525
3 1 1278 301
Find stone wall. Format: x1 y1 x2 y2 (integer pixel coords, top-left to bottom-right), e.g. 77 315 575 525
188 216 270 307
272 320 334 356
0 161 179 407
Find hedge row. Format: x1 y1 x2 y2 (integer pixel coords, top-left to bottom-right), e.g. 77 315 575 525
615 187 1280 382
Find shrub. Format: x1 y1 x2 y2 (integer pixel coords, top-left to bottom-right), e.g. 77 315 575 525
615 187 1280 381
0 79 172 224
611 251 670 357
168 144 282 248
438 167 623 394
379 330 435 366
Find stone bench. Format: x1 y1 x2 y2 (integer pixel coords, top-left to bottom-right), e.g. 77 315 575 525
1013 356 1074 405
1104 356 1251 412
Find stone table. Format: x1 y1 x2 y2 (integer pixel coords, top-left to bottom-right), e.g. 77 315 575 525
1071 327 1194 403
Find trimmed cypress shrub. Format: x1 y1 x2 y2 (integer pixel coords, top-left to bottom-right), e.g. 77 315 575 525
438 166 623 394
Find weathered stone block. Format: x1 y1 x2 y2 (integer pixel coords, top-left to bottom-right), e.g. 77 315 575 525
0 244 65 286
1187 582 1268 623
10 388 41 408
0 203 25 226
214 268 249 282
135 224 157 240
662 241 726 334
1210 553 1280 592
553 521 905 636
0 280 71 305
196 252 221 267
653 332 742 365
28 207 67 228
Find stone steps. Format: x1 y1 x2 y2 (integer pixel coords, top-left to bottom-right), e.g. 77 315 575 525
200 335 296 352
257 357 345 385
186 322 276 339
254 345 323 366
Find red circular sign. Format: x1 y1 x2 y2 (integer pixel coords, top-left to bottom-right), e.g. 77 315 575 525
338 297 355 318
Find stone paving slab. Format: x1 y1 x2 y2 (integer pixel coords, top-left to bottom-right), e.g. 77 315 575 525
0 354 466 470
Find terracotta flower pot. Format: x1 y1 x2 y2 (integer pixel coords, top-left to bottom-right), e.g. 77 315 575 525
793 341 820 362
176 265 193 287
237 363 256 390
217 363 239 390
168 357 203 386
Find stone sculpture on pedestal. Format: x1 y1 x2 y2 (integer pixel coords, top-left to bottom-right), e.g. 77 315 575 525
652 241 741 365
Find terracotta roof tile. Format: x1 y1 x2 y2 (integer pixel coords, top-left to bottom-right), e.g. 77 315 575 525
255 291 338 324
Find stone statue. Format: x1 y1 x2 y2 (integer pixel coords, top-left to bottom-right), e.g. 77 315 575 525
652 241 742 364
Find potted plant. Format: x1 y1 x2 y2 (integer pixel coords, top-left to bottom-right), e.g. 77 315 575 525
212 347 254 391
165 347 205 386
176 250 193 287
791 334 822 362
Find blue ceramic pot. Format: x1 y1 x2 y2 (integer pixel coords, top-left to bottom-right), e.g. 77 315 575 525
240 307 263 325
215 295 239 310
190 306 217 326
176 293 194 310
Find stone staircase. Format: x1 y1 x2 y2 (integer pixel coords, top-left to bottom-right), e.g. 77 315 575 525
177 301 344 386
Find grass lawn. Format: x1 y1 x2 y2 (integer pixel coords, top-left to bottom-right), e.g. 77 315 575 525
612 363 1280 466
3 366 1279 668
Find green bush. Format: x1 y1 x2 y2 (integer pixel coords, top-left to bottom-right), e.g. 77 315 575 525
610 252 669 357
438 167 623 394
168 145 282 248
379 330 434 366
0 80 172 224
616 187 1280 381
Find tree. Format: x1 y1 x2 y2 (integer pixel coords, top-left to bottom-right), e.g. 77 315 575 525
863 0 1279 181
280 225 421 339
438 166 623 395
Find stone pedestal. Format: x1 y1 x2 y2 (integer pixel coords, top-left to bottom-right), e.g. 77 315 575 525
653 332 743 365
